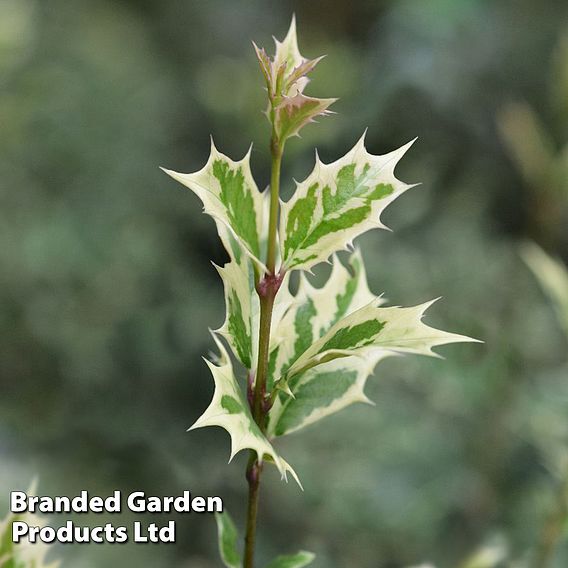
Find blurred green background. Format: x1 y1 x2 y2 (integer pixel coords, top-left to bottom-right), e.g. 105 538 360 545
1 0 567 566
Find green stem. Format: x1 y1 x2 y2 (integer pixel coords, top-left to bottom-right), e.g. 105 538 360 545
243 133 283 568
244 456 261 568
266 137 283 274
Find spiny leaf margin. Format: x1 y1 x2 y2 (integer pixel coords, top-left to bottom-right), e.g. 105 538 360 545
189 335 301 488
162 140 266 271
280 132 416 272
285 298 479 380
267 249 378 387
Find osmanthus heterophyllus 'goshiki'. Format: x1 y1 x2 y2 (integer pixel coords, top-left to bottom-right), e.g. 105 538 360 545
162 17 479 568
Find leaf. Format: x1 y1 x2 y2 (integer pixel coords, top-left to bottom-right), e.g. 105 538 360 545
286 299 478 380
216 258 255 369
268 350 391 437
162 140 266 271
269 293 477 436
189 335 301 487
267 249 378 387
265 550 315 568
266 250 478 437
274 93 337 141
280 132 416 271
522 242 568 336
215 510 241 568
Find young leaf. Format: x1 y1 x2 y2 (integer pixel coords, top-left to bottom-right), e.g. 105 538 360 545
215 510 241 568
265 550 316 568
253 17 335 142
189 335 301 487
267 249 377 387
162 141 266 271
273 16 305 88
254 16 314 98
285 299 478 380
274 93 337 142
268 350 392 437
280 133 415 272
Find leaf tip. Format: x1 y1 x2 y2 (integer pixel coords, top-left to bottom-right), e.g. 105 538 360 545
288 13 298 37
209 134 221 157
244 141 254 162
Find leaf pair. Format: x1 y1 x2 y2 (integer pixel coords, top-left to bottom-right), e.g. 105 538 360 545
265 251 474 438
163 131 414 276
216 510 314 568
161 22 417 275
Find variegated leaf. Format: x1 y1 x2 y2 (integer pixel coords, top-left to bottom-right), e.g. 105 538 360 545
162 141 266 271
190 336 301 487
274 93 337 141
215 258 255 369
216 217 248 267
285 299 478 380
215 510 241 568
268 349 392 437
522 242 568 336
280 133 416 272
265 550 316 568
268 249 377 387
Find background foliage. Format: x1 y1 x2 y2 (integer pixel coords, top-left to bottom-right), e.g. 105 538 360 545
1 0 567 566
